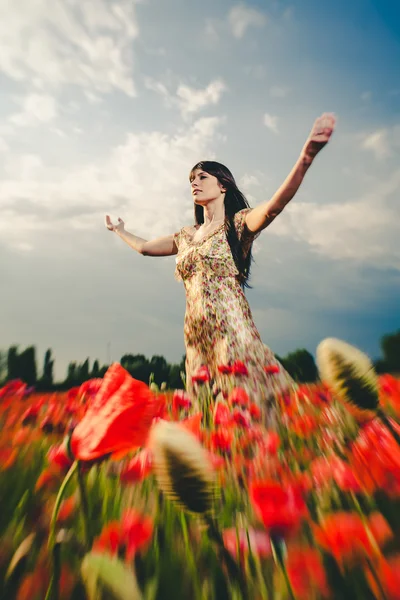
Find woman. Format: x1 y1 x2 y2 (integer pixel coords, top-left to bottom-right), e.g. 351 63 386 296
106 113 336 405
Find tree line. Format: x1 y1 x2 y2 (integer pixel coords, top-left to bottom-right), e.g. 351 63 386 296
1 330 399 391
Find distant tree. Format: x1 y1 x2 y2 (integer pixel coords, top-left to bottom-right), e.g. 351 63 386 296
120 354 151 383
280 349 318 383
0 351 7 383
7 346 19 380
41 349 54 387
149 355 170 386
79 358 90 382
14 346 37 385
66 362 78 385
380 330 400 373
91 359 100 378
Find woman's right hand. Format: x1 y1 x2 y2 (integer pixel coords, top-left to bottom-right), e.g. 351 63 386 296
105 215 125 234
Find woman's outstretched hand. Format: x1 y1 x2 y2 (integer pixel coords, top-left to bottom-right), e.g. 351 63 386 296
301 113 336 164
105 215 125 234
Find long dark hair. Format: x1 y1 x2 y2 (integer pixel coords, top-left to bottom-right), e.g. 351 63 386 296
189 161 255 289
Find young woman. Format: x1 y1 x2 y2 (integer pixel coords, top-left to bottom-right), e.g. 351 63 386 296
106 113 336 404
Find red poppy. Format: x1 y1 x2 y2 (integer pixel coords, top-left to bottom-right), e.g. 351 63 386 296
217 364 233 375
93 509 153 562
213 403 232 426
250 480 307 538
47 443 73 473
232 361 248 376
172 390 192 413
367 554 400 600
0 379 26 400
249 403 261 421
57 496 76 522
179 412 203 438
228 387 250 407
191 365 211 384
0 447 17 470
232 409 251 429
120 449 153 484
211 428 234 453
260 431 280 455
264 364 280 375
313 511 392 565
286 546 330 599
223 528 271 559
70 364 163 462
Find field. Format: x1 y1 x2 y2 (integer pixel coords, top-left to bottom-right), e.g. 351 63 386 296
1 340 400 600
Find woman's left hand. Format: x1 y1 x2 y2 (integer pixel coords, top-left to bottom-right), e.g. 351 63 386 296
301 113 336 164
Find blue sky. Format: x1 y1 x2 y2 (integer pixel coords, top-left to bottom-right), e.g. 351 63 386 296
0 0 399 380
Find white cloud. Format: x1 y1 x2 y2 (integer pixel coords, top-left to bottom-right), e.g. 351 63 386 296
0 117 225 246
0 0 138 96
263 112 279 133
239 173 260 189
176 79 227 119
9 93 58 126
271 168 400 270
145 77 227 119
228 4 266 38
362 129 390 160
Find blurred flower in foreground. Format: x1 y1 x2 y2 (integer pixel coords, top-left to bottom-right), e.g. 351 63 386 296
149 420 216 514
250 481 308 538
223 528 271 559
316 338 379 422
70 364 164 461
286 546 330 599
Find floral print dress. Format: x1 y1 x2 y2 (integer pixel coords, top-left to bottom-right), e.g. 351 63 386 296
173 208 294 405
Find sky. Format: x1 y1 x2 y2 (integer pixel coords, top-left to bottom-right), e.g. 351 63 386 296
0 0 399 382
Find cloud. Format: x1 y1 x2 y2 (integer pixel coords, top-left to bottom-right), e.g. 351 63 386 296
176 80 226 119
145 77 227 119
362 129 390 160
270 168 400 270
0 116 225 246
263 112 279 133
9 93 58 126
0 0 138 96
228 4 266 38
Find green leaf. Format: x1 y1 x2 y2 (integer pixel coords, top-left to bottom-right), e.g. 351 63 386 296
5 533 36 580
81 552 143 600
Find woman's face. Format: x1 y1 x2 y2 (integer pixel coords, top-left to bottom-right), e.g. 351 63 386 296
190 169 226 205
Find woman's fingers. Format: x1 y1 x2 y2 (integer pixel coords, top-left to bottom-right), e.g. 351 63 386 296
105 215 114 230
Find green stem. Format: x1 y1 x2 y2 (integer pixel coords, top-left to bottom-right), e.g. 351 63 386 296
77 461 92 549
270 537 296 600
180 513 202 600
205 517 247 598
45 461 78 600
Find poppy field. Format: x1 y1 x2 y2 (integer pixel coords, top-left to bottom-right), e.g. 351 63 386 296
1 338 400 600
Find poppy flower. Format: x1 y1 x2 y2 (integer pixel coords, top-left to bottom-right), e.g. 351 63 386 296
286 546 330 599
232 409 251 429
93 509 153 562
228 387 250 407
70 363 164 462
313 511 392 565
249 403 261 421
211 428 234 453
232 361 248 376
217 364 233 375
264 364 280 375
191 365 211 384
223 528 271 559
172 390 192 413
120 449 153 484
366 554 400 600
250 480 307 538
47 443 73 473
57 496 77 522
213 403 232 426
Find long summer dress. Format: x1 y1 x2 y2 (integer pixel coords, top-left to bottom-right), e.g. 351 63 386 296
173 208 295 406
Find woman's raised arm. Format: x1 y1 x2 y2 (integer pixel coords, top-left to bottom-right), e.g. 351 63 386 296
245 113 336 234
105 215 178 256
